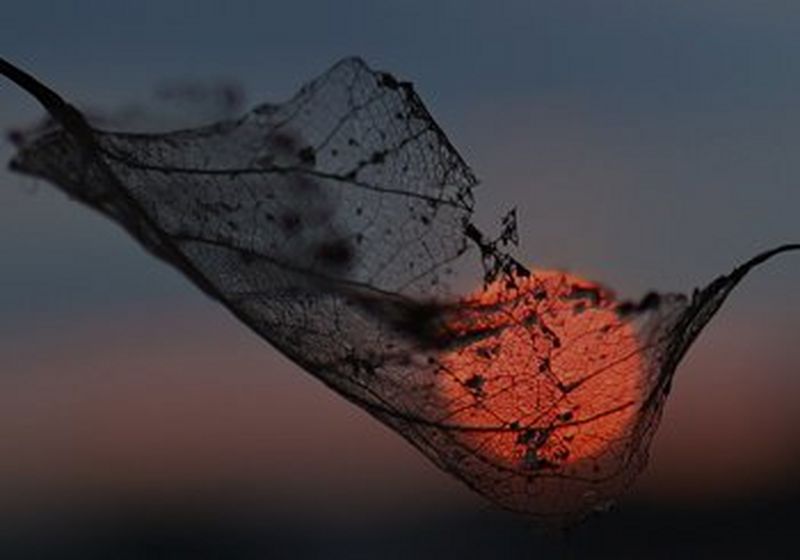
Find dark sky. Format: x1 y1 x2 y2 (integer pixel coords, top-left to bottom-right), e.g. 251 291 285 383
1 1 799 557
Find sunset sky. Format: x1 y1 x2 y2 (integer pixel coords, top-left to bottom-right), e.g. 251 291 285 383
1 1 799 556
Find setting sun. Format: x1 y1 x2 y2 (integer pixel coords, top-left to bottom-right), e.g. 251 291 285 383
437 270 645 474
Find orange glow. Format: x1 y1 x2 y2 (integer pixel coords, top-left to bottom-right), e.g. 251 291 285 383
437 270 644 472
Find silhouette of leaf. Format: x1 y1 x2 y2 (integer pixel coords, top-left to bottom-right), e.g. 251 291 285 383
2 56 797 523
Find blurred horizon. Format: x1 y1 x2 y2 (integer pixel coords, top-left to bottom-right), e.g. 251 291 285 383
2 1 799 557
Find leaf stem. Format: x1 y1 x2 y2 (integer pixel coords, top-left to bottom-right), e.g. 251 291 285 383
0 56 94 143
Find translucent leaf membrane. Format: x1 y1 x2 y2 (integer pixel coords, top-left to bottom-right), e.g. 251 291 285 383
2 56 797 524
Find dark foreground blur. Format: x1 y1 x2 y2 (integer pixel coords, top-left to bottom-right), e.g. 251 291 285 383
2 489 796 559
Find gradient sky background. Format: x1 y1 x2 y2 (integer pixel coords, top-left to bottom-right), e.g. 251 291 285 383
1 1 800 557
